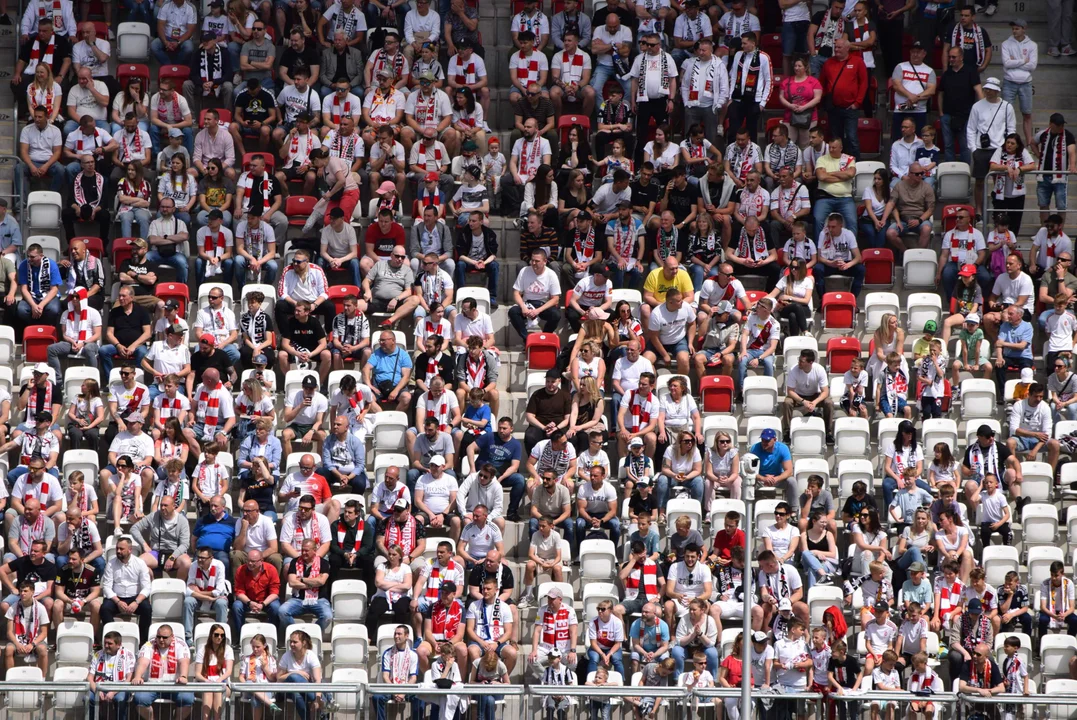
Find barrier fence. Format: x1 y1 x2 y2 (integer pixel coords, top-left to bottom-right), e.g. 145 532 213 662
982 168 1076 239
4 680 1077 720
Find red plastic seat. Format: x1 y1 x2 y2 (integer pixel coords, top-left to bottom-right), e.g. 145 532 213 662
700 375 734 413
328 286 361 313
558 114 591 145
857 118 882 155
760 33 783 68
744 290 767 309
942 204 976 233
526 333 561 371
117 64 150 91
286 196 318 226
826 337 861 375
158 65 190 84
242 152 276 173
111 237 138 270
69 236 104 259
563 289 574 309
861 248 894 285
23 326 56 363
154 283 189 317
199 108 232 127
821 292 857 329
766 76 784 110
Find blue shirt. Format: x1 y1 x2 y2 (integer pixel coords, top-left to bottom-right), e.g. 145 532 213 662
237 434 282 475
194 511 236 551
629 528 661 557
0 216 22 254
914 146 940 172
473 432 523 473
749 441 792 477
322 432 366 472
629 617 670 652
464 403 492 431
367 347 413 386
17 257 62 302
999 320 1033 360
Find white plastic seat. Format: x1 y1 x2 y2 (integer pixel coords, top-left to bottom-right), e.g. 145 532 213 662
55 620 95 665
5 667 42 709
965 419 1002 446
754 499 781 530
664 498 702 536
1045 679 1077 720
1022 503 1060 549
981 545 1019 587
808 586 844 626
0 326 14 367
331 623 370 669
789 416 825 456
1028 545 1064 588
116 21 152 60
611 289 642 316
709 499 746 529
921 419 958 456
196 282 234 313
703 415 739 451
837 459 875 496
537 582 575 605
372 411 409 451
455 286 491 315
331 667 368 711
1022 461 1054 503
240 622 278 657
793 458 830 497
782 336 818 372
1057 420 1077 440
26 234 62 263
936 162 973 200
853 161 885 199
833 417 870 458
102 621 140 656
741 376 778 417
746 416 783 447
579 539 618 581
107 366 143 387
239 283 277 316
62 450 100 487
63 366 102 404
331 580 368 623
149 578 187 621
1042 635 1077 679
906 295 943 335
960 379 997 419
525 371 547 400
26 191 63 229
994 633 1032 669
373 453 409 485
52 665 88 710
285 623 324 659
863 292 901 332
283 369 320 399
148 622 185 646
582 582 619 621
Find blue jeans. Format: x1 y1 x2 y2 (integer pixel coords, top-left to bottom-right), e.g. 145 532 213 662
813 261 865 304
656 474 703 508
182 595 228 641
373 693 421 720
1038 181 1069 211
145 248 189 283
278 597 333 629
233 255 280 286
501 472 526 515
16 297 62 326
575 516 621 546
940 261 992 306
56 555 105 575
453 259 499 305
782 21 810 55
6 466 59 486
231 598 280 639
671 645 718 675
120 209 151 238
586 648 625 677
813 196 858 238
100 344 150 380
317 256 362 286
280 674 320 720
859 218 889 249
149 124 194 155
828 107 860 159
529 517 574 549
477 695 500 720
896 546 925 571
134 692 194 707
15 161 65 203
801 549 839 588
89 690 128 720
941 114 971 164
610 266 643 290
227 42 242 73
195 257 235 286
881 477 931 508
736 347 775 391
590 63 631 97
150 38 195 68
687 263 706 292
120 0 153 24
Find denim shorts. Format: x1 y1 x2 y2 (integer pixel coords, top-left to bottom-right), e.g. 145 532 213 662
879 396 907 415
1014 435 1041 452
663 338 690 356
1037 181 1069 210
1002 80 1033 115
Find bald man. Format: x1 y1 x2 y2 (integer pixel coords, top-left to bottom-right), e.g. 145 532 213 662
59 238 105 311
184 368 236 457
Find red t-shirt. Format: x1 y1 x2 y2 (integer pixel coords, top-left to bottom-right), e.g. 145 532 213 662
365 222 407 258
711 527 746 558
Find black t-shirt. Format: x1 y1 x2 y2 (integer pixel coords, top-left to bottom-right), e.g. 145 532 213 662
234 88 278 124
19 34 72 76
279 44 320 79
284 316 326 353
959 658 1003 688
109 304 152 348
840 493 877 519
119 257 161 297
287 557 330 600
244 173 283 213
468 562 515 596
631 179 662 213
962 440 1013 475
191 348 233 383
57 564 100 600
1036 129 1077 172
629 491 659 517
827 655 862 688
702 177 727 209
8 556 56 588
665 183 701 225
330 50 351 83
938 64 981 118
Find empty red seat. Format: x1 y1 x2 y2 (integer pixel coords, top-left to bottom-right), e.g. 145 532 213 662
826 337 862 374
822 292 857 329
286 196 318 226
526 333 561 371
700 375 734 413
857 118 882 155
328 285 361 314
23 326 56 363
154 283 190 317
861 248 894 285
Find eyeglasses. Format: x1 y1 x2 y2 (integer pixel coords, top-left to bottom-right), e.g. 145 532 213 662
296 258 308 264
157 634 172 640
199 556 212 561
209 294 223 300
253 25 265 30
680 439 694 444
718 439 731 444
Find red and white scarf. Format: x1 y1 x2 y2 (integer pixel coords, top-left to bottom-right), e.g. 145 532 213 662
624 558 660 602
94 647 132 681
28 34 55 69
559 50 585 84
330 131 358 162
515 50 541 86
12 602 41 644
196 386 222 432
74 128 100 154
293 554 322 601
194 562 218 590
119 130 145 163
465 353 487 389
288 131 314 166
196 462 222 498
18 512 45 553
430 600 462 641
240 173 271 214
518 136 543 177
424 391 451 432
156 93 183 124
415 141 444 172
424 559 458 599
540 605 572 649
36 0 63 29
28 84 56 118
66 287 90 341
202 230 227 260
329 95 353 124
611 220 637 262
453 58 477 86
335 518 364 551
292 515 322 545
384 515 418 556
627 390 654 433
73 171 104 208
150 642 179 679
413 91 439 130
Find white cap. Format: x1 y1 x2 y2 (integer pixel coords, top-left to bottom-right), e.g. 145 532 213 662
778 598 793 611
965 312 980 324
1020 367 1034 382
429 454 446 467
629 437 644 448
984 77 1002 90
31 362 49 375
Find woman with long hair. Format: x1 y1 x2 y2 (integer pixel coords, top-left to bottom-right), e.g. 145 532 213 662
767 258 814 336
277 629 325 720
658 376 702 452
194 623 234 720
989 132 1036 235
779 55 824 148
866 312 904 396
367 545 413 634
800 509 839 587
566 317 616 370
235 378 276 442
521 163 559 228
935 508 974 581
240 633 281 719
451 87 488 151
27 64 62 125
850 506 890 575
158 153 198 224
111 76 149 134
66 379 104 451
861 168 894 249
117 161 153 238
609 300 645 362
278 0 316 43
643 124 680 182
558 168 590 226
227 0 256 71
567 375 605 452
705 431 740 507
155 417 191 478
883 419 926 506
657 430 704 511
683 212 721 292
556 123 592 185
197 157 235 228
895 507 934 573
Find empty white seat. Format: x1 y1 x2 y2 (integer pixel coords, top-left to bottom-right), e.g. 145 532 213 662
0 327 14 367
906 292 943 329
863 292 901 332
981 545 1019 587
1022 503 1060 549
5 667 42 709
330 623 370 669
331 667 368 711
579 539 618 581
1027 545 1064 588
1042 635 1077 679
833 417 870 458
55 620 95 665
116 22 152 60
1022 461 1054 503
789 416 825 456
525 371 547 400
936 162 973 200
741 376 778 417
149 578 186 621
52 665 88 710
1045 679 1077 720
331 580 368 623
373 411 409 451
960 379 997 419
26 191 63 229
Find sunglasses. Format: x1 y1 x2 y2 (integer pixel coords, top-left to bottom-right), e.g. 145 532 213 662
718 439 731 444
911 171 925 177
253 25 265 30
212 632 225 638
392 254 407 259
640 40 657 47
120 371 133 376
209 294 223 300
299 505 314 511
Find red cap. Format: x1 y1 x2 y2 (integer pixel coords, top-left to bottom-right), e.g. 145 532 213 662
200 333 216 346
424 171 439 183
958 264 977 277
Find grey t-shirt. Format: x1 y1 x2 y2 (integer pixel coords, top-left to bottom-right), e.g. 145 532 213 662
321 223 357 259
532 484 571 518
669 529 704 559
241 39 277 81
798 489 836 517
368 259 415 302
412 430 454 469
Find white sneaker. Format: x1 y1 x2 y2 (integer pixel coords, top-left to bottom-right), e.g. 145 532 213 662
1063 45 1077 56
984 3 996 15
1049 46 1062 57
974 3 984 10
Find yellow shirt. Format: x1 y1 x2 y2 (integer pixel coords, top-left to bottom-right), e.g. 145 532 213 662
815 152 854 198
643 267 694 302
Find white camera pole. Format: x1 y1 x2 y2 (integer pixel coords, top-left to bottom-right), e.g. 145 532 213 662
740 453 760 720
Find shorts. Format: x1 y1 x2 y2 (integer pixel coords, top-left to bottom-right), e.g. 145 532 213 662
281 164 312 181
1014 435 1041 452
713 599 744 619
973 149 995 180
416 596 435 615
1002 79 1033 115
468 640 509 654
878 396 907 415
238 123 267 137
1037 180 1069 210
331 347 366 360
418 508 458 524
619 596 647 616
289 423 315 437
697 347 722 361
370 297 394 313
662 338 690 356
840 394 865 413
864 650 884 665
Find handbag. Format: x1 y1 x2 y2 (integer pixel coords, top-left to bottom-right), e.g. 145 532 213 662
785 78 812 128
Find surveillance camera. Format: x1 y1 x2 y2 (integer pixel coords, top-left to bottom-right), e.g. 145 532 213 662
741 453 760 483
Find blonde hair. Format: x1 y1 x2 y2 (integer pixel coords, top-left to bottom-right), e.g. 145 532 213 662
579 376 600 403
874 312 897 350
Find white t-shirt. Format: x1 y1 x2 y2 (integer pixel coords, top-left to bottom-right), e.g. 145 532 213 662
764 523 799 559
1046 310 1077 353
460 521 503 558
416 472 459 515
234 513 275 553
576 480 618 517
194 644 235 679
885 443 924 477
662 446 701 476
991 272 1035 313
512 266 561 304
773 637 810 688
660 393 698 431
647 303 695 345
612 356 655 393
276 85 322 125
285 390 329 426
786 362 827 396
145 341 191 390
668 560 710 598
1031 229 1074 270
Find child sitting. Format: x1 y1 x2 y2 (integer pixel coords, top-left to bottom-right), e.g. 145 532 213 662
998 570 1031 635
841 357 869 419
151 458 189 515
596 138 634 183
906 651 942 720
870 650 902 720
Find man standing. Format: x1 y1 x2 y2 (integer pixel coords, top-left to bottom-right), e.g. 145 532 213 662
943 6 991 74
967 78 1017 219
890 41 936 143
726 32 771 146
937 46 983 165
1033 114 1076 224
1000 18 1036 145
680 38 728 148
99 537 152 640
1047 0 1076 57
819 38 866 159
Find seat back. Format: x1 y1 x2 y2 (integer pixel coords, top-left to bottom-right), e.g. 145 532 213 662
863 292 900 332
833 417 870 457
789 416 825 456
902 250 939 288
742 376 778 417
936 162 973 200
373 411 409 451
960 379 997 418
907 292 943 330
116 22 152 60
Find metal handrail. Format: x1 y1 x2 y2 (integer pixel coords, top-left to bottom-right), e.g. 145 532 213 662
981 168 1077 237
